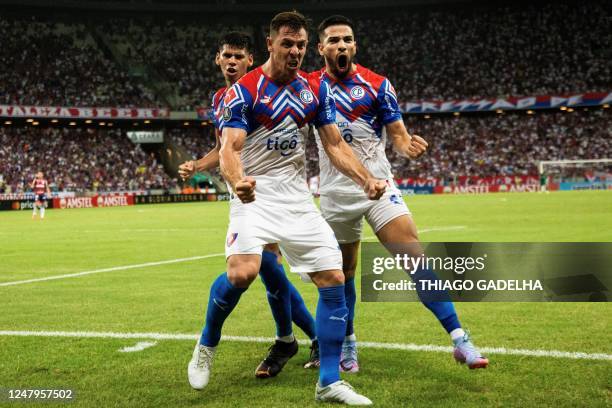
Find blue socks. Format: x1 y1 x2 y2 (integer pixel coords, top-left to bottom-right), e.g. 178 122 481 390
411 267 461 334
259 250 317 340
259 250 293 338
289 285 317 340
200 273 246 347
317 285 348 387
344 277 356 336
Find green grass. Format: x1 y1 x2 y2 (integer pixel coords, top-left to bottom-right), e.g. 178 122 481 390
0 191 611 407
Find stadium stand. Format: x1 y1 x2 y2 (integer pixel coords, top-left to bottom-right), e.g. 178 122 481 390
0 0 610 192
0 128 175 193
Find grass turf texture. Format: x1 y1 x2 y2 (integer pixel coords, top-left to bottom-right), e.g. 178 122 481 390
0 190 611 407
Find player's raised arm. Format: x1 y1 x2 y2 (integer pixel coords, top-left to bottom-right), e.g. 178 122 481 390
317 123 386 200
386 120 428 159
178 130 221 180
219 126 255 203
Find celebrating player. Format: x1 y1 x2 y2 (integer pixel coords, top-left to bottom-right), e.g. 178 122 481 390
312 15 488 372
180 32 320 378
187 11 387 405
30 171 51 220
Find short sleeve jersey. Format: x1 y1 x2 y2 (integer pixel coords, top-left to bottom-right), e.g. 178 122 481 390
311 64 402 194
220 66 336 203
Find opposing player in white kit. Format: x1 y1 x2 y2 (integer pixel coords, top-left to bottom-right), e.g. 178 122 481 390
313 15 489 372
187 11 386 405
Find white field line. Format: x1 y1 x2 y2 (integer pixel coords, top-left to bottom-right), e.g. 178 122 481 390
0 330 610 361
0 253 224 287
118 341 158 353
362 225 467 241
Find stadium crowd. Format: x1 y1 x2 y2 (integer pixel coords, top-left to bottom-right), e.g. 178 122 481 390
0 128 174 194
347 1 611 101
0 15 158 108
303 109 611 182
1 1 609 109
0 1 610 193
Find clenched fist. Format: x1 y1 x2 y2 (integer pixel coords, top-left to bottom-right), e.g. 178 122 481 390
407 134 428 159
178 160 196 180
364 178 386 200
235 176 256 203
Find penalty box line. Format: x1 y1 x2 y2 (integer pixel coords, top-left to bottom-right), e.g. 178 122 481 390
0 330 610 361
0 253 225 287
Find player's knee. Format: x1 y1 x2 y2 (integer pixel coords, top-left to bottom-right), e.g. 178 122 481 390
227 269 256 288
311 269 345 288
226 256 259 288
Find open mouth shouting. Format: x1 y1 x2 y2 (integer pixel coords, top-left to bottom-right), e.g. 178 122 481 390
336 54 350 74
287 59 299 70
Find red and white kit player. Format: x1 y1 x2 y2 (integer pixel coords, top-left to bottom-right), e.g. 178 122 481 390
31 171 51 219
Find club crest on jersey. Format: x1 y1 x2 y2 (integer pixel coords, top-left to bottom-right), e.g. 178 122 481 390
299 90 314 104
350 86 365 100
389 194 401 205
222 107 232 121
226 232 238 247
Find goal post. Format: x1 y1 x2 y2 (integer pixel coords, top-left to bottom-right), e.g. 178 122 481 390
537 159 612 191
538 159 612 176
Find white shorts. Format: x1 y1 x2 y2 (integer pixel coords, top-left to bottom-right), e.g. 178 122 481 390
320 186 411 244
225 198 342 273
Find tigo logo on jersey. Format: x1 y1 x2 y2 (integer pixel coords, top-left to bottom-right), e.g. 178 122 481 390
226 232 238 247
350 86 365 100
266 132 299 156
299 90 314 104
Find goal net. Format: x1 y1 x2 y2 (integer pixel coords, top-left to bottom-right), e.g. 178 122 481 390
538 159 612 191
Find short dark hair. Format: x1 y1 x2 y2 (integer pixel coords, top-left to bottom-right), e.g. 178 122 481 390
218 31 252 53
317 15 354 40
269 10 309 36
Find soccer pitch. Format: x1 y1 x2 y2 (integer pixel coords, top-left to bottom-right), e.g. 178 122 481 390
1 191 611 407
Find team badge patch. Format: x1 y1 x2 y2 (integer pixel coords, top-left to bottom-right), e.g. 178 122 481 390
299 90 314 104
350 86 365 100
389 194 401 205
223 107 232 121
226 232 238 247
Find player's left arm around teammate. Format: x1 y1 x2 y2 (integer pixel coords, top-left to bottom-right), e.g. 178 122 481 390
386 120 428 159
317 123 386 200
219 126 256 203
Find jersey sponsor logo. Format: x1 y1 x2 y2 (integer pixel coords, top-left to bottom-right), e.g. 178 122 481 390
299 89 314 104
266 131 299 157
226 232 238 247
350 86 365 100
222 107 232 121
260 95 271 104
